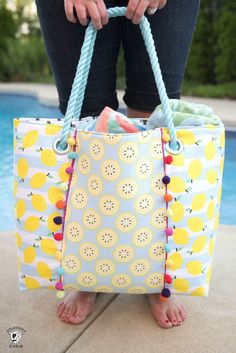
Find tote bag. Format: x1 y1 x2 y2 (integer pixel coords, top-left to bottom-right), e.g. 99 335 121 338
14 7 225 300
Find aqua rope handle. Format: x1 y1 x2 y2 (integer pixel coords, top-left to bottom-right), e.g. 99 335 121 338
59 6 178 150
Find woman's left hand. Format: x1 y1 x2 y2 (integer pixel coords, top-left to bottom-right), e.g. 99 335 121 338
125 0 167 24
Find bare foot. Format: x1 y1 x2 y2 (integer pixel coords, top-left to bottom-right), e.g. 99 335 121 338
57 291 97 324
147 294 186 329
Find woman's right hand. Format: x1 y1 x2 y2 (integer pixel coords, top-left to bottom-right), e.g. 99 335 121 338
64 0 109 30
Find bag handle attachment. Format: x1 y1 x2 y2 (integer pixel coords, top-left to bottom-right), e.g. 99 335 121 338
58 6 179 151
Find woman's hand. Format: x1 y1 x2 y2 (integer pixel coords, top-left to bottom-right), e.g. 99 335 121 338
64 0 109 30
126 0 167 24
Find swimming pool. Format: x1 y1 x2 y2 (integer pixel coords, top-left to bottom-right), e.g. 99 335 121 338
0 93 235 230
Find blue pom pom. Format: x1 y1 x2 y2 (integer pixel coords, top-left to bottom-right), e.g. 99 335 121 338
162 288 171 298
57 267 65 275
162 175 171 185
53 216 62 225
164 244 171 253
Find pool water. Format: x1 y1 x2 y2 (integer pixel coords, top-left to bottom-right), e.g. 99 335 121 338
0 94 235 230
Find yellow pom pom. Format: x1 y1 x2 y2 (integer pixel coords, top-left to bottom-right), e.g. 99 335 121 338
162 133 170 142
167 209 173 218
56 250 62 261
56 290 65 299
67 137 76 146
166 259 174 268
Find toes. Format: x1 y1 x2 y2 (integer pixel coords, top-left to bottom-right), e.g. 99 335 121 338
60 307 71 322
69 308 85 325
64 306 77 323
179 307 187 321
168 310 178 326
153 311 173 329
175 310 183 325
57 303 65 317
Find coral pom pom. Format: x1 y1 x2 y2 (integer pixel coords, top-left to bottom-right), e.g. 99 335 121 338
56 200 66 209
160 294 168 302
164 194 173 203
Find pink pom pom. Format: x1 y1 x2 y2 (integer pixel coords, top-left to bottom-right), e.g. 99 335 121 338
55 281 63 290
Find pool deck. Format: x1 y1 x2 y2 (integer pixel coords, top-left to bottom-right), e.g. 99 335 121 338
1 224 236 353
0 82 235 127
1 83 236 352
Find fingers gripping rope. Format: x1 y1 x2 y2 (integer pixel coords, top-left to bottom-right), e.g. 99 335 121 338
59 7 178 150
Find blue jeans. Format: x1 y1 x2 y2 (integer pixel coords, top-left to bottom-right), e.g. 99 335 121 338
35 0 200 118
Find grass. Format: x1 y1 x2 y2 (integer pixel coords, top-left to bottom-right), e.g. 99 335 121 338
181 81 236 99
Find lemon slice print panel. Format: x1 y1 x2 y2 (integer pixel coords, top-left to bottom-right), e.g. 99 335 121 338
116 213 137 232
96 228 118 247
136 159 153 179
71 188 88 209
132 227 153 247
118 142 138 163
146 272 163 288
150 138 163 159
88 174 103 195
151 208 166 229
134 193 154 214
78 154 91 175
66 222 84 242
151 174 165 195
77 272 98 287
82 209 101 230
130 259 150 276
113 245 134 263
89 139 105 160
95 286 114 293
95 259 115 276
148 241 165 261
101 159 121 181
103 133 121 145
128 286 147 294
62 255 81 274
79 242 99 260
117 179 138 199
111 273 131 288
99 195 120 215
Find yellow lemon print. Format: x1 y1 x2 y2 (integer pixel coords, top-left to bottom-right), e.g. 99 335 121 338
103 133 121 145
219 131 225 149
30 172 49 189
63 283 80 291
36 261 52 279
16 199 26 219
16 233 22 248
217 187 222 204
191 287 205 296
186 260 203 275
88 174 103 195
99 195 120 215
205 141 216 160
148 241 165 261
48 186 64 205
167 252 183 270
17 256 21 271
13 180 18 197
171 153 185 167
79 242 99 261
169 201 185 222
95 259 115 276
24 276 40 289
17 158 29 180
207 200 215 220
58 162 71 182
188 159 202 180
62 255 81 274
206 266 212 283
206 169 218 185
101 159 121 181
79 131 93 140
78 154 91 175
111 273 131 288
47 212 61 232
24 246 36 264
168 176 186 193
66 222 84 242
151 208 166 229
151 174 165 195
40 149 57 167
41 238 57 256
95 286 114 293
24 216 40 232
116 212 137 232
76 136 81 153
220 156 224 173
173 278 189 292
173 228 189 245
113 245 134 263
77 272 98 287
191 193 206 211
117 179 138 199
14 119 21 128
65 203 71 222
188 217 204 232
128 286 147 294
145 272 163 288
214 212 219 230
136 159 153 179
70 170 78 187
208 238 215 256
96 228 118 247
192 235 207 253
118 142 138 163
177 130 196 145
71 188 88 209
135 193 154 214
137 130 153 143
31 194 47 212
150 138 163 159
90 139 105 160
132 227 153 247
45 123 62 135
82 209 101 230
130 259 150 276
22 130 38 149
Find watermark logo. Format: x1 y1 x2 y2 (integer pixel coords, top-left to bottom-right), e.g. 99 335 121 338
7 326 26 348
